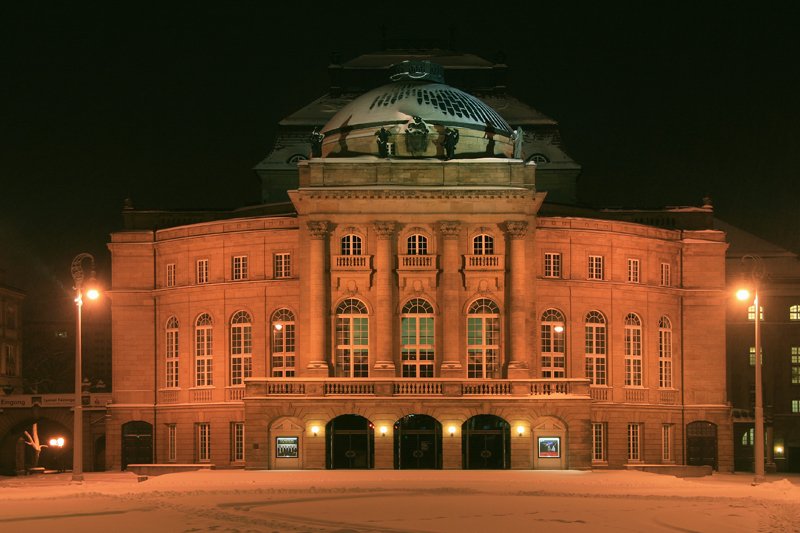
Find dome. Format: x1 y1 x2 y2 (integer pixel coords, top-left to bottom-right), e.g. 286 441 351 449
317 61 516 160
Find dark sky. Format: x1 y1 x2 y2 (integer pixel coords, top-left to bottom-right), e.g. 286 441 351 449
2 2 799 319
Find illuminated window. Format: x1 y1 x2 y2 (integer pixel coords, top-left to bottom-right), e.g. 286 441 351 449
467 299 500 378
194 313 213 387
166 263 176 287
662 424 674 462
790 305 800 321
544 252 561 278
659 316 673 388
274 253 291 278
341 234 362 256
407 234 428 255
624 313 643 386
742 428 754 445
401 299 435 378
585 311 607 386
196 259 208 284
627 258 640 283
230 311 252 386
541 309 566 378
166 316 179 388
271 309 296 377
660 263 671 287
793 400 800 413
792 347 800 384
592 422 606 462
747 305 763 321
473 234 494 255
335 299 369 377
627 423 642 461
167 424 177 462
588 255 604 280
749 346 763 366
231 422 244 462
196 422 211 462
232 256 248 280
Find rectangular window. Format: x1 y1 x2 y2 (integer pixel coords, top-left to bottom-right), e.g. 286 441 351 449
167 424 177 462
231 422 244 462
625 325 643 387
592 422 606 462
196 423 210 462
627 258 640 283
196 259 209 284
660 263 671 286
585 320 607 386
792 400 800 413
749 346 764 367
232 256 248 280
166 327 179 388
659 327 673 388
2 345 17 377
274 253 291 278
627 423 642 462
166 263 176 287
662 424 673 462
588 255 604 280
544 252 561 278
791 347 800 384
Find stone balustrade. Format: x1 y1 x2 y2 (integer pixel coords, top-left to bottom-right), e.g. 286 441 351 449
464 254 503 270
332 255 371 269
398 254 436 269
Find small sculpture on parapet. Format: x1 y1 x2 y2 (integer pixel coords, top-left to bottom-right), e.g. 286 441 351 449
376 127 391 158
405 116 430 155
511 127 525 159
310 128 325 158
442 127 460 160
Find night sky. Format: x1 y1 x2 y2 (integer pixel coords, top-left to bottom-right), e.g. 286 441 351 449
3 2 799 319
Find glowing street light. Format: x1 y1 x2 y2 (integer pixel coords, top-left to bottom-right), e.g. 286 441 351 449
49 437 65 448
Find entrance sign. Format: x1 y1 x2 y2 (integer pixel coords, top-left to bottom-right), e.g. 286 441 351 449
538 437 561 458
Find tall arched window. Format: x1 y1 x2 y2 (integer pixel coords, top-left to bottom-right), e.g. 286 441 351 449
790 305 800 321
335 299 369 377
166 316 179 388
341 234 363 256
584 311 606 386
541 309 566 378
467 299 500 378
230 311 252 385
401 299 435 378
659 316 672 388
407 234 428 255
624 313 643 387
195 313 214 387
271 308 296 377
472 234 494 255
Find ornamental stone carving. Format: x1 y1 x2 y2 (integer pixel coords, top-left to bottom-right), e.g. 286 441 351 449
505 220 529 239
307 220 330 239
439 221 461 239
373 221 397 239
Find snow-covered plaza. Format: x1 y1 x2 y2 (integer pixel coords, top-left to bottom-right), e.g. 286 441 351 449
1 470 798 532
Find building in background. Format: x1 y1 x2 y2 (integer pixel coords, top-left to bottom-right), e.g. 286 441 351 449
0 272 24 395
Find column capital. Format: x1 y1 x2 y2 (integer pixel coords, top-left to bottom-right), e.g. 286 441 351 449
505 220 529 239
438 221 461 240
307 220 330 239
373 221 397 239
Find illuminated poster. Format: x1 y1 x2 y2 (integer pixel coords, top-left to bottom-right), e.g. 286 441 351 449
276 437 299 458
538 437 560 458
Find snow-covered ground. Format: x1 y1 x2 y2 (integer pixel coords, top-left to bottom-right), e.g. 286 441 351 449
1 470 799 532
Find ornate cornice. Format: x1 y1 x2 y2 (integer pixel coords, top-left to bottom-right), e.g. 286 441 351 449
307 220 330 239
373 221 397 239
505 220 529 239
439 221 461 239
301 189 533 201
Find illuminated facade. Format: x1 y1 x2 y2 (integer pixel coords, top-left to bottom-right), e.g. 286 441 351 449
107 55 733 471
0 277 24 395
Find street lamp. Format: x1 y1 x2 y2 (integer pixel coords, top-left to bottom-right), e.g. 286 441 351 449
736 254 765 484
70 253 100 482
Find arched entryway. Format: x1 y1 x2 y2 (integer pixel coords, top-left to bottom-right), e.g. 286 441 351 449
121 421 153 470
394 414 442 469
462 414 510 469
687 421 717 469
326 415 374 469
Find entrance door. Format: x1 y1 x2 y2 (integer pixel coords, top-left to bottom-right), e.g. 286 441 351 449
462 415 510 469
394 414 442 469
121 421 153 470
327 415 373 469
686 421 717 469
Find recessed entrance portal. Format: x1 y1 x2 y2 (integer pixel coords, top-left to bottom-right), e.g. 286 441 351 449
462 414 510 469
687 421 717 470
121 421 153 470
326 415 374 469
394 414 442 469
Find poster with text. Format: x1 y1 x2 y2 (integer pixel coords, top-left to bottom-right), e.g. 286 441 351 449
538 437 560 458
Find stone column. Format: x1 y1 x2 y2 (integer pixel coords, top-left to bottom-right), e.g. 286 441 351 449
373 221 396 376
506 220 530 378
439 221 463 377
306 220 330 375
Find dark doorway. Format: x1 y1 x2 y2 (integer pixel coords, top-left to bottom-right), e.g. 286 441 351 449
686 421 717 469
121 421 152 470
462 414 510 469
788 447 800 473
94 435 106 471
326 415 374 469
394 414 442 469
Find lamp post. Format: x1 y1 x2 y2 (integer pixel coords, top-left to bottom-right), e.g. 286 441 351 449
736 254 765 484
70 253 99 482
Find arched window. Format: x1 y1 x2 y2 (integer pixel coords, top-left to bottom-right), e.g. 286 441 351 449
472 234 494 255
747 305 763 321
624 313 642 387
166 316 179 388
341 234 363 256
541 309 566 378
407 234 428 255
230 311 252 385
401 299 435 378
584 311 606 386
790 305 800 321
335 299 369 377
271 309 296 377
467 299 500 378
195 313 213 387
658 316 672 388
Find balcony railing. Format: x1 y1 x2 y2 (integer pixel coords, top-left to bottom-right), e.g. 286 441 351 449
464 254 503 270
190 388 214 403
624 388 647 403
589 386 609 401
226 387 245 402
333 255 371 270
398 254 436 269
159 389 179 404
246 378 589 399
658 389 678 405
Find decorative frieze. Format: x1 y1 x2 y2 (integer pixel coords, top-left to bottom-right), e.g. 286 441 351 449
307 220 330 239
373 221 397 239
439 221 461 239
